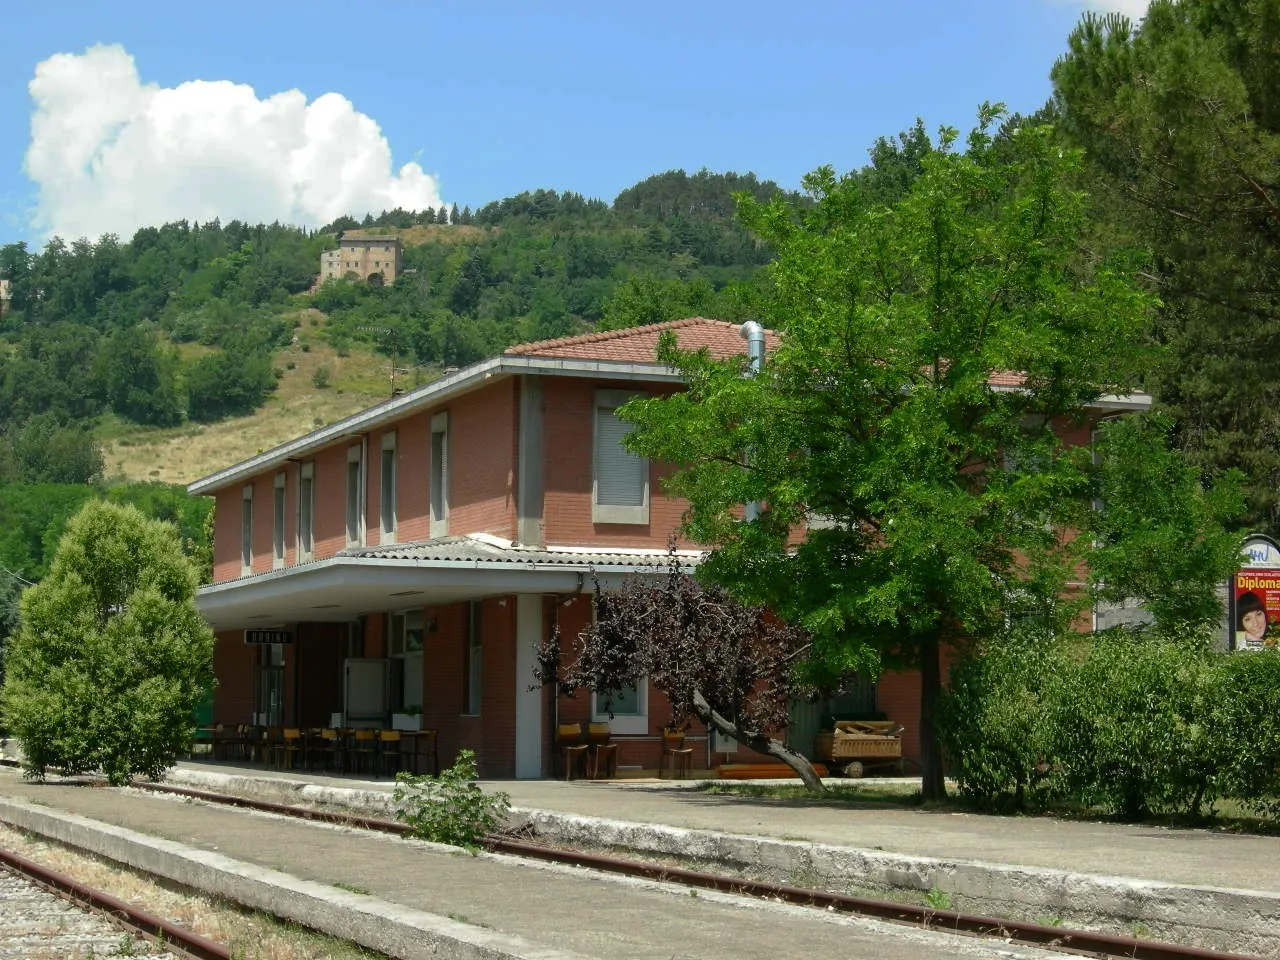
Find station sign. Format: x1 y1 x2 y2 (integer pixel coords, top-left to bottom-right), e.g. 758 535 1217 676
244 629 293 645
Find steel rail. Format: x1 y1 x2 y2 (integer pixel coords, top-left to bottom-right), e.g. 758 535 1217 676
136 780 1261 960
0 844 232 960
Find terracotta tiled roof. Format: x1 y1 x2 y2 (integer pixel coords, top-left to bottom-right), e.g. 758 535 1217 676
504 317 779 363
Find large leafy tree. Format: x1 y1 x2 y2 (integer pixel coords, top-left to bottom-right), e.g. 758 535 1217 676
0 500 214 785
1052 0 1280 533
540 556 826 790
621 109 1155 799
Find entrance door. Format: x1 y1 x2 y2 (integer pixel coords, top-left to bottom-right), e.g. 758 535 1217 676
254 643 284 726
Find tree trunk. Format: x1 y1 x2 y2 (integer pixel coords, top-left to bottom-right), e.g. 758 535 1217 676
692 689 826 793
919 627 947 802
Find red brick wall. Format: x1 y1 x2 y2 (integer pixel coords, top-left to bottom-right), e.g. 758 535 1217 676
394 411 432 543
313 443 351 559
448 382 517 539
424 601 467 767
211 489 241 583
212 630 254 724
296 622 344 728
480 598 517 777
541 378 691 548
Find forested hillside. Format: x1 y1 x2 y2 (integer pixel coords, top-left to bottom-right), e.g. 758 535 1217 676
0 169 789 466
0 168 799 606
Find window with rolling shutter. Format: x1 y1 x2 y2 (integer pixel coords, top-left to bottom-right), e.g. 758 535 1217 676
593 390 649 524
430 412 449 537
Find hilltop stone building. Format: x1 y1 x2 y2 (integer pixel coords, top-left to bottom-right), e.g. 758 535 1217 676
320 235 403 285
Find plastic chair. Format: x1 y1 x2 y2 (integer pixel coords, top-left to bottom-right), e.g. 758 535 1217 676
557 722 589 781
587 722 617 779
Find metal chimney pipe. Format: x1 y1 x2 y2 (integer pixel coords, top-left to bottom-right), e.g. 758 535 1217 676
739 321 765 522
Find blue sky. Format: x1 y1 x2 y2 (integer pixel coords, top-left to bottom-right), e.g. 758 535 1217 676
0 0 1145 246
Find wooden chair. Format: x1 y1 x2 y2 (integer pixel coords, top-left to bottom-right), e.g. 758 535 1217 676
662 729 693 779
349 729 378 776
557 722 589 781
273 728 303 770
587 722 617 779
312 729 343 772
377 730 402 777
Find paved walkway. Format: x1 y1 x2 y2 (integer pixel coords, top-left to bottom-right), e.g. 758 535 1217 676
178 760 1280 894
0 766 1065 960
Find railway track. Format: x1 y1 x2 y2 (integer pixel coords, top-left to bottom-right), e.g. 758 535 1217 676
131 780 1260 960
0 843 229 960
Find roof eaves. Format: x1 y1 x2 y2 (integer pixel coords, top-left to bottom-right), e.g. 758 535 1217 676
187 356 686 495
188 358 505 495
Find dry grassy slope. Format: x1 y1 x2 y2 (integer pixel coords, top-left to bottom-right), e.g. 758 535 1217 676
100 227 484 486
102 327 430 486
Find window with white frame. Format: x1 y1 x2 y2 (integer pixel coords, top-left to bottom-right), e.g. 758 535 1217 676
592 681 648 735
430 413 449 537
240 484 253 575
346 444 363 546
297 462 315 560
380 432 397 544
272 472 286 568
388 609 424 711
593 390 649 524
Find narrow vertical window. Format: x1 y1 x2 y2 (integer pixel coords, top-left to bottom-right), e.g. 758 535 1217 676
593 390 649 524
430 413 449 537
297 462 314 560
346 444 363 546
240 484 254 575
465 601 482 715
380 431 397 544
272 472 286 568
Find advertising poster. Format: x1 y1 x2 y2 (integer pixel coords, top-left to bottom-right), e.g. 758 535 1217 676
1232 534 1280 651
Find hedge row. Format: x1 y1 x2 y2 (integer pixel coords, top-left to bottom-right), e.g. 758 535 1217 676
937 631 1280 820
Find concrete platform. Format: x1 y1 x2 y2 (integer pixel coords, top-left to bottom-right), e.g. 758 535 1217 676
144 761 1280 956
0 766 1070 960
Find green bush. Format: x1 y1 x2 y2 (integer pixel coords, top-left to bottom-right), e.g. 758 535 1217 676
311 366 331 389
938 631 1068 810
1208 652 1280 818
1053 631 1218 819
392 750 510 852
0 500 215 785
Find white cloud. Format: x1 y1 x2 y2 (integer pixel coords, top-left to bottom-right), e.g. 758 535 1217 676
1054 0 1152 18
24 44 443 240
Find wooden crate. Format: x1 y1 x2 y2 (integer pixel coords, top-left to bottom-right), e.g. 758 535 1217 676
831 735 901 760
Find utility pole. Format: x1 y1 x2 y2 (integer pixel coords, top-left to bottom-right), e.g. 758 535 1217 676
356 325 403 398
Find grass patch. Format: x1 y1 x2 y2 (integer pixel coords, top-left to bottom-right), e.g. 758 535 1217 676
332 881 371 896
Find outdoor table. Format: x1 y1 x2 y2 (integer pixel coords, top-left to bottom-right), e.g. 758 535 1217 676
397 729 439 775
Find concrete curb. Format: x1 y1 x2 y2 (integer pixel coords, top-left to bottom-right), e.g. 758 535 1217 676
161 766 1280 956
0 797 589 960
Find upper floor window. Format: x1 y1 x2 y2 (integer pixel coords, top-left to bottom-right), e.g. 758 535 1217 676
298 462 315 560
430 413 449 538
240 484 254 575
346 444 364 547
593 390 649 525
272 472 286 568
380 432 397 544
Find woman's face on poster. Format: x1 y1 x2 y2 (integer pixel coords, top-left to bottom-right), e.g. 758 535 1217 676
1243 608 1267 640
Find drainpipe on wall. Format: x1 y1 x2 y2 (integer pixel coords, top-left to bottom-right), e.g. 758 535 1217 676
739 322 765 523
